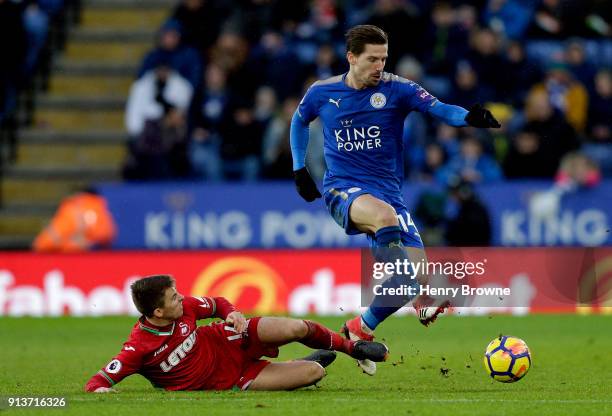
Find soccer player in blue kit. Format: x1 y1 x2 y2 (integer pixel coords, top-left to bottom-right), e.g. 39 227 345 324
290 25 500 375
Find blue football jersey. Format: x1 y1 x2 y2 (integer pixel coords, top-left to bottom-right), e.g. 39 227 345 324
297 72 437 198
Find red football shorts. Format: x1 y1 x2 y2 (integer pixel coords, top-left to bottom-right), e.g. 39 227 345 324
220 317 280 391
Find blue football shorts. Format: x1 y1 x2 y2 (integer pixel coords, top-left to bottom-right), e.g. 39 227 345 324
323 186 424 249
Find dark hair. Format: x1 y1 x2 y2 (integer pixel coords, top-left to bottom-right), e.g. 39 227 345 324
131 275 175 317
345 25 388 55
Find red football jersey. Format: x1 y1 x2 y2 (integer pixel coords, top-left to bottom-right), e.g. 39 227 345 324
85 296 271 391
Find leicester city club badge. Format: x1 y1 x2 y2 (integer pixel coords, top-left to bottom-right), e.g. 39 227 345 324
370 92 386 109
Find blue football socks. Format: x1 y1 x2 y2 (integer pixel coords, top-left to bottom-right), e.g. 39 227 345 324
361 226 419 331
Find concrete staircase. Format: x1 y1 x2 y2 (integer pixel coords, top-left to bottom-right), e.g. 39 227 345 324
0 0 173 248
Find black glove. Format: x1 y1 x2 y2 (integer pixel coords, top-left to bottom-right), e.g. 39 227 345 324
293 167 322 202
465 104 501 128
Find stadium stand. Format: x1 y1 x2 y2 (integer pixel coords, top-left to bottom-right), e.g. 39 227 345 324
0 0 174 248
0 0 610 249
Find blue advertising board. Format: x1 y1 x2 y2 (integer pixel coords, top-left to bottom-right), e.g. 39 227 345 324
97 181 612 249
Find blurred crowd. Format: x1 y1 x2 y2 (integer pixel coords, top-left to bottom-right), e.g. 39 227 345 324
122 0 611 186
0 0 65 123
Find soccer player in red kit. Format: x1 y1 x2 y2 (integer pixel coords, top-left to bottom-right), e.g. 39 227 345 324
85 275 389 392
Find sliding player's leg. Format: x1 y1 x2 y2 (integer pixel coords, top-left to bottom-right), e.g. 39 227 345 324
297 349 338 368
248 361 326 391
254 317 388 361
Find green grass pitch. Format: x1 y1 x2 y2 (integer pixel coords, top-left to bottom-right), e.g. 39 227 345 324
1 314 611 416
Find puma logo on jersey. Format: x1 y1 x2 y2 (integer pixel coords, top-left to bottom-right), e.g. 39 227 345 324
329 98 341 108
196 297 210 309
124 346 135 352
160 332 197 372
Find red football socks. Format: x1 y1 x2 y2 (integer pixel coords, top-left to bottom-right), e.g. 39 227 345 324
300 320 353 355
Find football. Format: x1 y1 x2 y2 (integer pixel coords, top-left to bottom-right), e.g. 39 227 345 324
483 335 531 383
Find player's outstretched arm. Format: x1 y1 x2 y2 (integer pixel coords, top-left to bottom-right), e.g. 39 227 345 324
84 345 142 393
427 102 500 128
85 370 120 393
290 111 321 202
92 387 117 394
